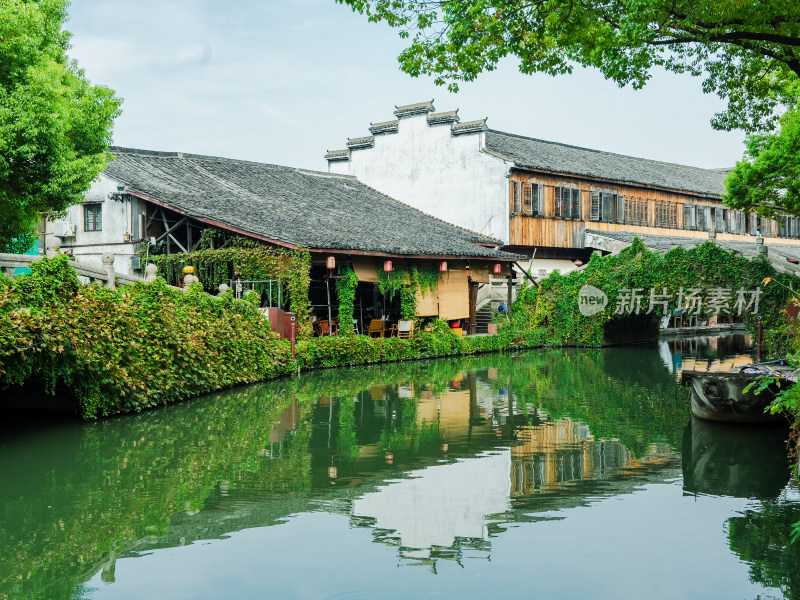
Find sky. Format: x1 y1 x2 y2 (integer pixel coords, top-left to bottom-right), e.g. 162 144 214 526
66 0 746 173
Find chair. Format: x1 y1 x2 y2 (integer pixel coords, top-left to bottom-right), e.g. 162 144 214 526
367 319 385 337
316 319 337 336
396 320 414 339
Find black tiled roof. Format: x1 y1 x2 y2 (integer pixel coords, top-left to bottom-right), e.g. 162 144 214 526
486 130 728 198
106 147 521 260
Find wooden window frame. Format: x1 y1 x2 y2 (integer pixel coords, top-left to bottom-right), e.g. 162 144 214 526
523 183 533 215
84 203 102 232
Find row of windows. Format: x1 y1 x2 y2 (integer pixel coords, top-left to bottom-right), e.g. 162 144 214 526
509 182 800 238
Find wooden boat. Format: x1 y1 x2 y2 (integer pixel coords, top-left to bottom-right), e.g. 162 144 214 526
680 363 795 424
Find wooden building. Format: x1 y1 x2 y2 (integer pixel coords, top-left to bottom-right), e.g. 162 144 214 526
326 101 800 277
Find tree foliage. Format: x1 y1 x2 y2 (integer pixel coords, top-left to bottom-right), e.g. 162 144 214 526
724 103 800 217
338 0 800 132
0 0 122 252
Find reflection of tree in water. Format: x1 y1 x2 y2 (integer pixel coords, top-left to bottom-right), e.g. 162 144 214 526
0 345 722 595
727 501 800 599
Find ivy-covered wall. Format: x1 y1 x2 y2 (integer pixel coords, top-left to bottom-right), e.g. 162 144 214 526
506 238 799 354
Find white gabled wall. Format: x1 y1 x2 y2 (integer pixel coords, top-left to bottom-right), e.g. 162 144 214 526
329 113 512 244
55 173 141 276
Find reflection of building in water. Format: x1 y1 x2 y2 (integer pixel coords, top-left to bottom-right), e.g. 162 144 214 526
665 332 753 380
310 366 680 570
266 396 298 458
351 450 511 558
511 419 673 495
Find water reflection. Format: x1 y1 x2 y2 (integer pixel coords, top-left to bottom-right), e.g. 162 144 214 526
0 339 796 599
682 417 791 499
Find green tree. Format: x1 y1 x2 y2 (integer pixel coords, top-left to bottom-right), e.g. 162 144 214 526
337 0 799 132
0 0 121 253
724 102 800 218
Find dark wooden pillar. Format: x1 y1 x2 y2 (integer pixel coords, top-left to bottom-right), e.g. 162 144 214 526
468 281 478 335
507 274 513 314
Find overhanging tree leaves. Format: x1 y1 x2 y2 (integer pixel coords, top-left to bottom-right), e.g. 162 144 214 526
337 0 799 132
0 0 122 253
724 103 800 218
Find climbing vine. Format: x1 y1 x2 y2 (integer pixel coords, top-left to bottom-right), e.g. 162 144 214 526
377 264 440 320
507 238 799 352
148 237 313 337
335 263 358 335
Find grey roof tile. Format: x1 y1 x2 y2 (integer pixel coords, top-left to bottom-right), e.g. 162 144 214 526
106 147 521 260
428 110 459 125
369 120 399 135
452 119 487 136
347 136 375 149
394 101 434 118
486 130 727 197
324 149 350 162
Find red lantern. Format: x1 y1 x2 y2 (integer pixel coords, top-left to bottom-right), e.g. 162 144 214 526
439 261 448 272
383 260 393 273
573 259 583 267
493 263 502 275
326 256 336 270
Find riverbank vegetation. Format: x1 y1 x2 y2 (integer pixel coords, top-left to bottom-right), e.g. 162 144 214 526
1 240 798 420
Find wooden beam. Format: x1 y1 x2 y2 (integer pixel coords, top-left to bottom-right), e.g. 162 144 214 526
514 261 539 287
156 216 188 244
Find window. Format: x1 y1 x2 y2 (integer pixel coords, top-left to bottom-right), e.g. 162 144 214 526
555 186 581 219
714 207 725 232
625 197 647 226
523 183 545 216
653 200 677 228
84 203 102 231
511 182 522 214
684 204 694 230
590 190 623 223
513 181 545 216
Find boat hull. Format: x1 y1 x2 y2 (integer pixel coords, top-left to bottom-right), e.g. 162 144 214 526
680 370 788 424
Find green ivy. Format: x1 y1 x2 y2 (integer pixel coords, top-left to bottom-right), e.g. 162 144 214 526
503 238 799 352
335 263 358 335
149 239 313 338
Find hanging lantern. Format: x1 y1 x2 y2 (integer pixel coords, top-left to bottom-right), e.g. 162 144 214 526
439 261 448 273
385 451 394 464
328 465 338 479
326 256 336 270
383 260 393 273
441 443 449 452
493 263 502 275
573 259 583 267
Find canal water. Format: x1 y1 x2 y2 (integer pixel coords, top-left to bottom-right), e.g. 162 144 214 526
1 335 798 599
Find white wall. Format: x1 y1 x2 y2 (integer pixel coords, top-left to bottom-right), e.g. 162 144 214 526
54 173 141 276
329 114 512 244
